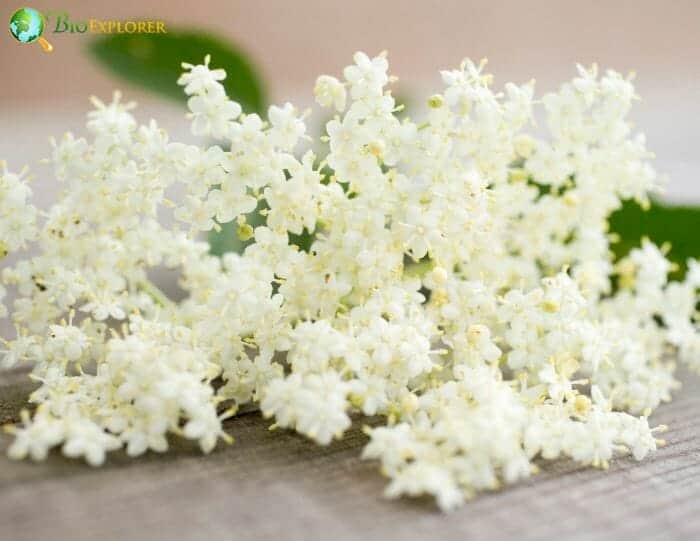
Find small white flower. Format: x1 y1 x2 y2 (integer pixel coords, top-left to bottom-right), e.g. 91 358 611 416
45 324 89 362
314 75 347 112
267 102 306 150
187 85 242 138
178 55 227 95
343 51 389 99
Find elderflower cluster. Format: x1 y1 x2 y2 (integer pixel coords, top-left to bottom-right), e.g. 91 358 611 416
1 52 698 510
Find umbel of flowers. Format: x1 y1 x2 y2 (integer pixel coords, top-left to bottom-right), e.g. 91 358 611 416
1 52 698 510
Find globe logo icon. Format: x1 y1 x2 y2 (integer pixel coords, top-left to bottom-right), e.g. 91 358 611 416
9 7 53 52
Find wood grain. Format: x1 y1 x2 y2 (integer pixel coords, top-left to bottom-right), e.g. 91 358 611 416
0 368 698 541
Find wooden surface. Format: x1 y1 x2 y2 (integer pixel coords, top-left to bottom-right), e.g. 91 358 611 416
0 367 699 541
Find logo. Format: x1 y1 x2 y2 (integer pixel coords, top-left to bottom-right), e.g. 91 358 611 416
8 7 167 53
9 7 53 52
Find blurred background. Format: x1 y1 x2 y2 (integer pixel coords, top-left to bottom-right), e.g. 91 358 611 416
2 0 699 205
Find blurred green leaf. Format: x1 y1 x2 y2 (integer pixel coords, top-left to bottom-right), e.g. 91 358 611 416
609 200 700 279
207 201 267 256
209 221 250 256
88 29 266 113
288 228 315 254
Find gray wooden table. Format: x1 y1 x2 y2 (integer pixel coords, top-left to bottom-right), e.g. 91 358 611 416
1 366 698 541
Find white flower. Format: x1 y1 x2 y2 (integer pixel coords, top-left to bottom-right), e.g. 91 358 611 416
0 163 38 251
80 293 126 321
262 371 351 445
7 411 65 462
314 75 347 111
0 52 693 513
1 333 40 369
294 372 351 445
45 324 89 362
86 91 136 148
183 410 224 453
267 102 306 150
187 85 242 138
343 51 389 99
62 418 122 466
178 55 227 95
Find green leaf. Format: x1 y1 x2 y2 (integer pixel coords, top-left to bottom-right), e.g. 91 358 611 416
208 202 267 257
288 228 315 254
88 29 266 114
609 200 700 279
